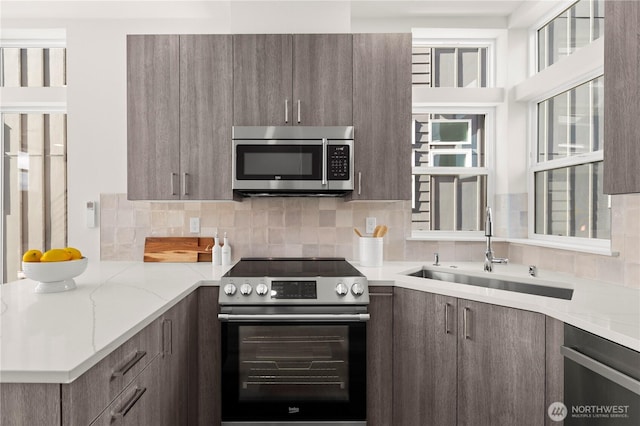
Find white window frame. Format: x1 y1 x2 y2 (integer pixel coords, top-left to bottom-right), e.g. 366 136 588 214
0 30 67 283
524 7 610 254
411 106 494 241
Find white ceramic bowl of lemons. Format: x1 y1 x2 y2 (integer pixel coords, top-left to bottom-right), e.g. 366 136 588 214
22 248 87 293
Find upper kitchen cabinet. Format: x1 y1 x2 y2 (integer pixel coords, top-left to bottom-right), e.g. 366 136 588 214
604 0 640 194
127 35 233 200
232 34 352 126
351 33 411 200
179 35 233 200
233 34 292 126
127 35 180 200
292 34 353 126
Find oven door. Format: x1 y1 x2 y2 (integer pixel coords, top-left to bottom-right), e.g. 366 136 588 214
220 315 366 425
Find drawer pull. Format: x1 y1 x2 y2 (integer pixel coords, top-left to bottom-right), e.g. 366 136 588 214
111 387 146 419
112 350 146 378
444 302 452 335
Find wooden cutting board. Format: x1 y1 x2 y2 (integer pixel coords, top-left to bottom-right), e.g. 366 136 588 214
143 237 214 262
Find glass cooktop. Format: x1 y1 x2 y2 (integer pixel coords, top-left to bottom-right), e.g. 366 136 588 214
223 257 364 278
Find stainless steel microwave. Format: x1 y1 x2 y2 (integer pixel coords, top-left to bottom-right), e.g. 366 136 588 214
232 126 354 196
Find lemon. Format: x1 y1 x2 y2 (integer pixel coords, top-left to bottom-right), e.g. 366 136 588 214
64 247 83 260
41 249 72 262
22 249 43 262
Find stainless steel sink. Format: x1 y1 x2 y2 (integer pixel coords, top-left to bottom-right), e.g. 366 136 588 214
407 268 573 300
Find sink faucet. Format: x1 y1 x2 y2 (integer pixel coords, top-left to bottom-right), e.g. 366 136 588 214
484 207 508 272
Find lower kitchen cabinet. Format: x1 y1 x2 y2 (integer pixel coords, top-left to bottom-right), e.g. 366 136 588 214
545 317 564 426
457 299 545 426
90 356 161 426
61 315 161 426
367 286 394 426
196 286 221 426
0 383 61 425
159 291 198 426
393 287 546 426
393 288 457 426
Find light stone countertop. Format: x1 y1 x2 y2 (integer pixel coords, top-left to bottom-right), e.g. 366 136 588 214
1 259 638 384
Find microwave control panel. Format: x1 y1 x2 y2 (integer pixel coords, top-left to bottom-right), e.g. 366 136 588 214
327 145 350 180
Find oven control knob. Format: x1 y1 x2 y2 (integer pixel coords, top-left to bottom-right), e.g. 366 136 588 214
240 283 253 296
335 282 349 296
351 283 365 296
256 283 269 296
223 283 237 296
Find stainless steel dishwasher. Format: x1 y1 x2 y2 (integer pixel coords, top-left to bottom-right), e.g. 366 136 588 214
562 324 640 425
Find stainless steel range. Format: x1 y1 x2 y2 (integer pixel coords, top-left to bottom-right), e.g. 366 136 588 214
219 257 369 426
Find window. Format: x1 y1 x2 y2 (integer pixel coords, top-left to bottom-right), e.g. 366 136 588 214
412 45 487 87
537 0 604 71
533 76 609 240
411 113 489 233
1 31 67 283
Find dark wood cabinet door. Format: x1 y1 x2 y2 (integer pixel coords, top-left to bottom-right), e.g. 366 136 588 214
159 292 198 426
393 288 457 426
352 33 411 200
196 287 221 426
545 317 564 426
604 0 640 194
457 299 545 426
180 35 233 200
233 34 293 126
292 34 353 126
1 383 61 426
367 287 394 426
127 35 180 200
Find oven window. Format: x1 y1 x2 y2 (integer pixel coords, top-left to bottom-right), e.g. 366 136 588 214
238 325 350 402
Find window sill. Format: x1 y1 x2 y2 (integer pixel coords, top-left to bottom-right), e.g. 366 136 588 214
507 238 619 257
407 234 618 257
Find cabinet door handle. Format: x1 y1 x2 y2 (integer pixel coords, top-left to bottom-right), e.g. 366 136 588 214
444 302 452 334
182 173 189 196
358 172 362 195
463 307 471 340
111 387 147 419
322 138 328 185
285 99 289 123
162 319 172 358
297 99 301 123
170 173 177 196
112 350 146 378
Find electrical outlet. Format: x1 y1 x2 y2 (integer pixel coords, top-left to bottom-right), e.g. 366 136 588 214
189 217 200 233
365 217 376 234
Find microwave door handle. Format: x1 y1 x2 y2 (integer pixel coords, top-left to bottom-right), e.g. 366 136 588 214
322 138 327 186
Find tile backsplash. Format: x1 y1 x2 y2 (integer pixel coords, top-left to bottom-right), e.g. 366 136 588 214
100 193 639 289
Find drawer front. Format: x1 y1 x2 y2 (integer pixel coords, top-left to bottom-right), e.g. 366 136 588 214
62 320 160 426
90 355 160 426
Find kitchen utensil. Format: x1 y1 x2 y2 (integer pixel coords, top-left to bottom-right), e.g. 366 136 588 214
377 225 388 238
353 228 363 237
372 225 382 237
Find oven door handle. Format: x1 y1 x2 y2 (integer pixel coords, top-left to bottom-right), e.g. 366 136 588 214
561 345 640 396
218 313 370 322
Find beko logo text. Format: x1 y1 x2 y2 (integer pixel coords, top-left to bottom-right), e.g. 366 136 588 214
288 407 300 414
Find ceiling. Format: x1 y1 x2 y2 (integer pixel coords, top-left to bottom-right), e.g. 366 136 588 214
350 1 527 18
